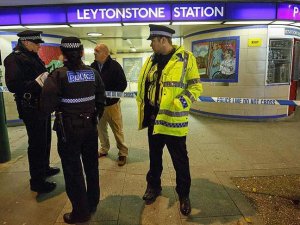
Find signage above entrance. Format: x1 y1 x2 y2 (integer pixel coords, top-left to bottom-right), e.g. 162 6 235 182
0 2 299 26
277 3 300 20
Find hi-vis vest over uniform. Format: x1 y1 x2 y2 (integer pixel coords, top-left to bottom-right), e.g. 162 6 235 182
137 45 203 137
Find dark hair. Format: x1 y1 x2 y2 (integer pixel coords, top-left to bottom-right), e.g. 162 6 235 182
62 49 83 70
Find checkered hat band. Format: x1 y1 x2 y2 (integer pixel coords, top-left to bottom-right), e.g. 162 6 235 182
150 31 172 37
61 43 81 49
19 36 41 41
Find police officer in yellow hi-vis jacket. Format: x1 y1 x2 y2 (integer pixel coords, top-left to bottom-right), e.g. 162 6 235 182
136 24 203 216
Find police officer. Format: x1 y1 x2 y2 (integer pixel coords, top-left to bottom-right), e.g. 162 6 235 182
4 30 60 194
136 25 203 216
41 37 105 224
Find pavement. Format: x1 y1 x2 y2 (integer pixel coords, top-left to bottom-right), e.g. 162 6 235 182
1 98 300 225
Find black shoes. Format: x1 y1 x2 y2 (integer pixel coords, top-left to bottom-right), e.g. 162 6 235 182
63 212 91 224
142 186 161 204
45 167 60 177
179 196 191 216
30 181 56 193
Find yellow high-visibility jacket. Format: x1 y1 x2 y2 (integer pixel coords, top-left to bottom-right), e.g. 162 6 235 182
136 45 203 136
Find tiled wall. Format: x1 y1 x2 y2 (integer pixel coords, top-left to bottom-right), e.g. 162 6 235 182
184 25 291 119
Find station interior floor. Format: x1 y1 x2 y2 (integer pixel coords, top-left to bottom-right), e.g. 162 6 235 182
1 98 300 225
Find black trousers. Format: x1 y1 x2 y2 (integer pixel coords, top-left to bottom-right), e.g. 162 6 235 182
57 118 99 217
147 126 191 197
22 114 52 183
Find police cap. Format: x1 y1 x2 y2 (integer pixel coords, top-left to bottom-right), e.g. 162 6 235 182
17 30 44 44
60 37 83 52
147 24 175 40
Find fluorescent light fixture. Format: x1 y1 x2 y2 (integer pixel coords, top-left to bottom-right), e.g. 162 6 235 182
0 25 24 29
292 22 300 27
87 32 103 37
224 21 273 25
123 22 170 26
172 21 222 25
70 23 121 27
25 25 70 28
271 21 293 25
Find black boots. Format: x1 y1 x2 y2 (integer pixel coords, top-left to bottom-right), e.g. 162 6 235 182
30 180 56 193
142 186 162 204
179 196 191 216
63 212 91 224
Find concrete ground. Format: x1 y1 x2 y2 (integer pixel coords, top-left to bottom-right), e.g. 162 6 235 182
1 98 300 225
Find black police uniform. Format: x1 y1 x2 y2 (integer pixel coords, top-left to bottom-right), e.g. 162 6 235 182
41 39 105 222
4 30 55 192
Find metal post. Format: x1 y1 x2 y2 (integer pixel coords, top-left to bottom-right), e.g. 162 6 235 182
0 63 11 163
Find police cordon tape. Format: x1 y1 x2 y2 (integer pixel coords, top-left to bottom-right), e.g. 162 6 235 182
1 86 300 106
105 91 300 106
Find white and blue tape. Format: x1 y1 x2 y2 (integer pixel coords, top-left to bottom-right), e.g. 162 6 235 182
105 91 300 106
2 86 300 106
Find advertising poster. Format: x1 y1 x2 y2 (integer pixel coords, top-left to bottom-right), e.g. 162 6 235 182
192 36 239 82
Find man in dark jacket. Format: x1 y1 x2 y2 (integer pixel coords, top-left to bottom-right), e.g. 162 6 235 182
4 30 59 194
91 43 128 166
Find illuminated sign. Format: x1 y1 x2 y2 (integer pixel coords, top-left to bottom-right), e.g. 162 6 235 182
0 8 20 25
277 3 300 21
0 2 297 26
172 3 225 21
21 6 67 24
226 3 276 20
67 4 170 23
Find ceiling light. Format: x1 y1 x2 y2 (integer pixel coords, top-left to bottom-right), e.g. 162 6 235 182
172 21 222 25
25 25 70 28
271 21 293 25
0 25 25 29
87 32 103 37
70 23 121 27
224 21 272 25
292 23 300 27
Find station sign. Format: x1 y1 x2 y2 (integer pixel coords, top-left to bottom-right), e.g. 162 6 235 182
0 2 299 26
277 3 300 21
0 8 20 26
21 6 67 24
226 2 276 20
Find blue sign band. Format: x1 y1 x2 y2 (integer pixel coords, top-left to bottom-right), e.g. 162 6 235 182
1 2 298 26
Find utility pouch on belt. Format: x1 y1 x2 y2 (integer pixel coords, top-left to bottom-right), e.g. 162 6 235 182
55 112 67 143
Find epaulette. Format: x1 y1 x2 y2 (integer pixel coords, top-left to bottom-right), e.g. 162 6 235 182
13 50 21 55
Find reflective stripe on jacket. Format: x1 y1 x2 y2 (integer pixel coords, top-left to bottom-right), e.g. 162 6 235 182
136 45 203 137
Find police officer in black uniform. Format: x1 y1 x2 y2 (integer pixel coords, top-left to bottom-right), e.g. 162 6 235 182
4 30 60 194
41 37 106 224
